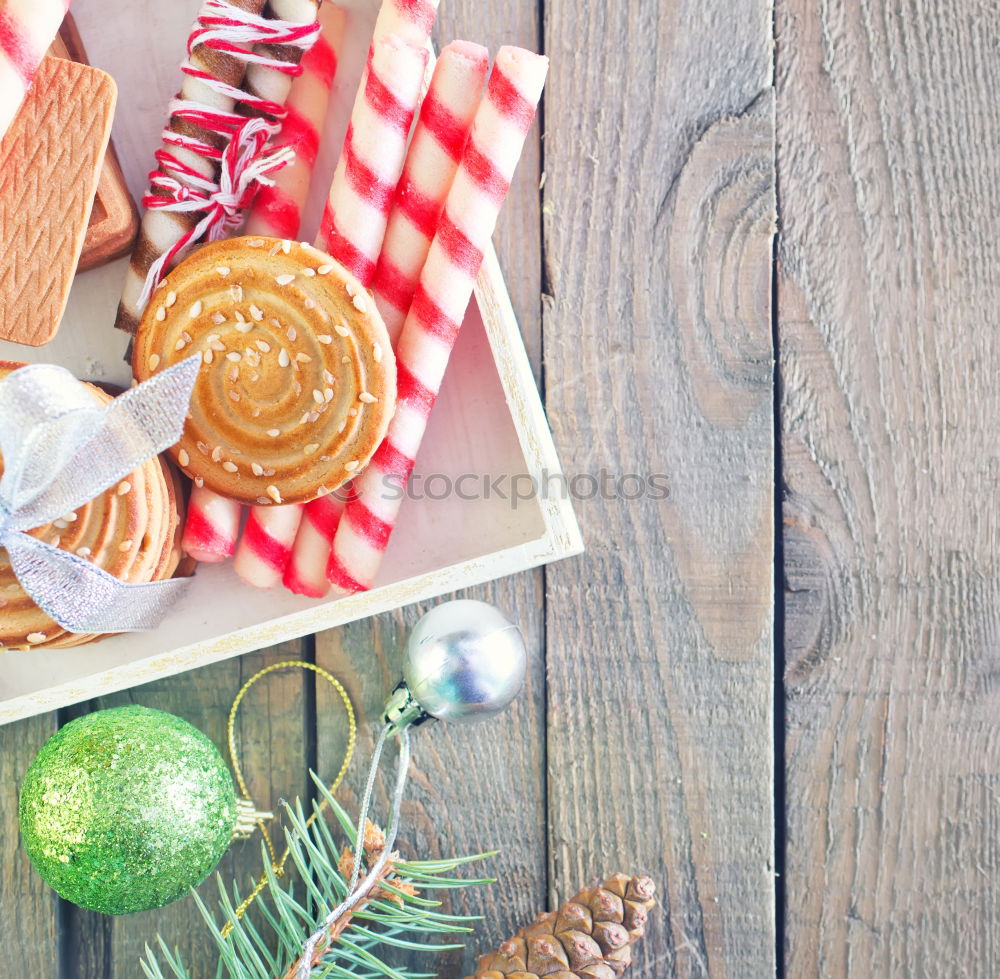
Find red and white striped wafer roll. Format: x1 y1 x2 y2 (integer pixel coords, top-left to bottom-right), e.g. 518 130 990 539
283 493 344 597
371 0 439 49
0 0 71 142
234 503 302 589
327 47 549 594
372 40 488 345
182 484 242 563
245 1 344 239
314 33 428 286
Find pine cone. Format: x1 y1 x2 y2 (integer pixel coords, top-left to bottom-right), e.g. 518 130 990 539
466 873 657 978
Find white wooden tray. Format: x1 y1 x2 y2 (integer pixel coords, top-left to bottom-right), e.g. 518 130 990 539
0 0 581 724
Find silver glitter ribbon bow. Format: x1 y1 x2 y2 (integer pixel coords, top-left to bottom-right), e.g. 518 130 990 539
0 356 201 634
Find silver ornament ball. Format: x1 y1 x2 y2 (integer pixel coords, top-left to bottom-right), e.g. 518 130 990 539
402 600 527 724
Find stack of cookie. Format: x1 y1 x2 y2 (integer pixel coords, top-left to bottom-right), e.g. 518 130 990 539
0 364 187 651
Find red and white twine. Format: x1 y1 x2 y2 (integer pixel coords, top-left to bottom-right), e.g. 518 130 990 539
137 0 320 311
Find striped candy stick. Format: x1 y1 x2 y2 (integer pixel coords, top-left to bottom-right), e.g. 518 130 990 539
314 32 428 284
372 40 489 345
245 0 344 239
236 3 346 589
182 484 242 563
234 502 303 589
0 0 71 142
283 493 345 597
327 47 549 594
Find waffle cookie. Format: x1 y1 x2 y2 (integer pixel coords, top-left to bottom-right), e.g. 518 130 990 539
0 363 185 651
132 237 397 507
0 55 116 345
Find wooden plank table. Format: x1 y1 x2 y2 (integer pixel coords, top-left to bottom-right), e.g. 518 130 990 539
1 0 996 975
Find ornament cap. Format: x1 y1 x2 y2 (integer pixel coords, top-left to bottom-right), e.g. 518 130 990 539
232 798 276 840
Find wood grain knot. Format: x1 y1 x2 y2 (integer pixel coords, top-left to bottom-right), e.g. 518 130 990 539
668 90 776 429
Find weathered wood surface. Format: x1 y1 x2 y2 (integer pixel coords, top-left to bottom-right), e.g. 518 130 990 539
778 1 1000 975
542 0 776 976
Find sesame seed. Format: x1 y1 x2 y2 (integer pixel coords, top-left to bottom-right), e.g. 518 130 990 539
166 291 177 307
293 381 302 395
234 309 246 323
229 390 241 402
189 300 203 318
120 539 134 552
212 312 226 325
178 449 190 467
255 339 271 353
155 306 167 322
156 279 167 291
251 372 260 383
264 468 276 477
302 267 316 277
325 388 335 402
183 330 193 342
118 481 131 495
148 354 160 372
345 282 356 298
344 460 360 471
235 320 252 334
323 370 334 384
204 349 215 365
256 497 271 505
359 391 377 403
197 441 210 455
77 547 91 557
211 339 225 352
175 337 188 351
227 352 242 363
349 407 358 416
230 285 244 302
212 446 223 462
318 334 332 344
373 343 383 363
65 512 78 522
304 443 319 455
248 238 265 248
338 420 346 433
334 324 350 337
278 349 290 367
299 413 311 426
251 463 265 476
195 476 204 488
342 356 351 364
267 429 281 438
250 304 264 321
252 407 261 417
269 241 282 256
275 273 296 286
267 485 283 504
308 411 320 423
222 461 239 473
50 536 61 548
352 294 367 312
281 240 292 254
312 389 324 404
287 326 298 341
246 350 261 367
217 266 231 276
228 366 239 382
304 298 316 309
318 264 334 275
296 352 312 364
26 633 46 645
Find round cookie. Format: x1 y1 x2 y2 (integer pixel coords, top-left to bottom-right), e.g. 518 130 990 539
132 237 397 507
0 362 185 651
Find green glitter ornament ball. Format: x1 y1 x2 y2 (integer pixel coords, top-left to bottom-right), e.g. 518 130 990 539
19 705 238 915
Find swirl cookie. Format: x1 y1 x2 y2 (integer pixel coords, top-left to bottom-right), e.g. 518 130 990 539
0 363 185 652
132 237 397 507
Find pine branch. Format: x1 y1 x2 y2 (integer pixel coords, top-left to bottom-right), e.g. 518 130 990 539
141 776 492 979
